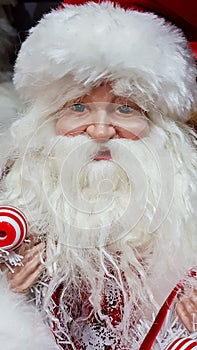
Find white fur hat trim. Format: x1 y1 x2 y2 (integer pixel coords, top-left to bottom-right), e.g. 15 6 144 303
14 2 196 121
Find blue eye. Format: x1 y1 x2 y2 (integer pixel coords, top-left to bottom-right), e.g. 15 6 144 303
117 105 132 114
72 103 86 112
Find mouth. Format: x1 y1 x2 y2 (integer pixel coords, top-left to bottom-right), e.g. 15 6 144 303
93 148 112 161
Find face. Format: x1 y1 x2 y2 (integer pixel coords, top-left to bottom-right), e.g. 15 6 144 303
55 83 150 156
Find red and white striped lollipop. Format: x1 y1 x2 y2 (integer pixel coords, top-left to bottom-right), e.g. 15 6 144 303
166 337 197 350
0 206 28 251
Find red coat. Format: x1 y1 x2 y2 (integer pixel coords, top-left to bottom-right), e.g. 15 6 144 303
52 271 197 349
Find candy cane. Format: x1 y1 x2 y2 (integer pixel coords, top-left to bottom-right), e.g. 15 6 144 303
0 206 28 251
166 337 197 350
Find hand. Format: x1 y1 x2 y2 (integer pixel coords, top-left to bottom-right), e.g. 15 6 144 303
6 240 45 294
175 289 197 333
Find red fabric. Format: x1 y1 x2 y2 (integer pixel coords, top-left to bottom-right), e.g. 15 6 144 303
52 269 197 349
124 0 197 41
52 283 125 349
189 43 197 60
57 0 144 10
52 277 197 349
59 0 141 9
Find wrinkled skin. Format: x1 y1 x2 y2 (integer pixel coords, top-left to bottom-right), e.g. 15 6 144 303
176 290 197 333
6 240 45 294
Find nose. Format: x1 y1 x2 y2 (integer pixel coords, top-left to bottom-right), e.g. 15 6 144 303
86 109 116 142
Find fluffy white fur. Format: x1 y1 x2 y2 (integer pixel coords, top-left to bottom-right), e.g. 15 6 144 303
14 2 196 121
0 273 58 350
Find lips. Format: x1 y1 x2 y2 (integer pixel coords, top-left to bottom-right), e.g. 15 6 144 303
93 148 112 161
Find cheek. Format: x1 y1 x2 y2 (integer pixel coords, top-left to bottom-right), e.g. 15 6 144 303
118 120 150 140
55 118 86 136
55 119 65 135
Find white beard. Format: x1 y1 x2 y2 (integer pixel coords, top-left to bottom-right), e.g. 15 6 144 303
43 134 153 248
0 112 196 342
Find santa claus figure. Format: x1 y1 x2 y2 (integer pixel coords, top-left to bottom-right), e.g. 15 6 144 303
0 1 196 349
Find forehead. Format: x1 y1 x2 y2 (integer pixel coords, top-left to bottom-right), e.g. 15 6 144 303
79 83 128 104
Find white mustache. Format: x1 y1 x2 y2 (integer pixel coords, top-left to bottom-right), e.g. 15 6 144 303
25 123 175 240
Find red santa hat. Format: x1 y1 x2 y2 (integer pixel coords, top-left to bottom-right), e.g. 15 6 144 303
13 0 196 122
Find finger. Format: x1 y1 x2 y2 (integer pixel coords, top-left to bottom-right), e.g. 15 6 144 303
8 255 44 291
22 242 45 264
189 289 197 307
15 237 36 255
16 237 44 256
7 250 44 289
176 301 191 331
6 242 45 278
183 297 197 332
12 265 44 294
8 250 44 280
176 300 197 332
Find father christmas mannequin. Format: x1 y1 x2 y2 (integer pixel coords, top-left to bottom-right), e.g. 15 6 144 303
0 1 196 349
